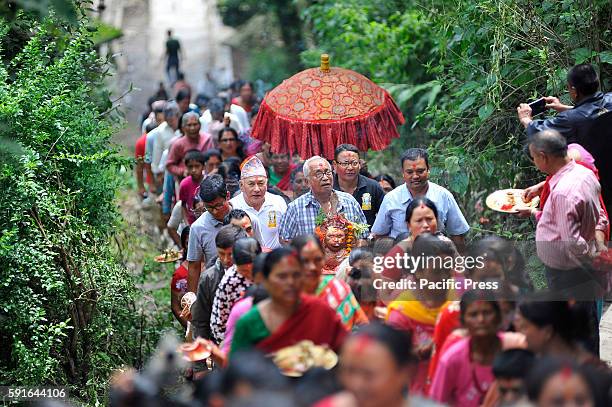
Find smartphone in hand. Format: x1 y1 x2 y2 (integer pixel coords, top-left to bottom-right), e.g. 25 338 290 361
528 98 546 116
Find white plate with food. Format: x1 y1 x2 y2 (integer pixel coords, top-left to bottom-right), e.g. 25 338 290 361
485 189 540 213
178 338 212 362
270 340 338 377
154 249 182 263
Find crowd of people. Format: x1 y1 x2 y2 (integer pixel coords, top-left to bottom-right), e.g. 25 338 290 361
121 61 612 407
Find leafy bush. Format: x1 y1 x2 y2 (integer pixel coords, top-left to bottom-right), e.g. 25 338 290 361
0 10 147 404
302 0 611 240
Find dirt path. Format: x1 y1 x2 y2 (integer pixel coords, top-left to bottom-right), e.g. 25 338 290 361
99 0 237 344
105 0 235 150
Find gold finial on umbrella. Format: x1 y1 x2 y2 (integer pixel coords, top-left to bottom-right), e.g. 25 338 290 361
252 54 405 159
320 54 330 73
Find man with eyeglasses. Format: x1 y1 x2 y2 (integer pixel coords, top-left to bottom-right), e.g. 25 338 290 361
186 174 232 293
230 155 286 249
332 144 384 228
371 148 469 250
279 156 368 244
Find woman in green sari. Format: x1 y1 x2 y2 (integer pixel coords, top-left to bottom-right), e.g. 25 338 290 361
230 247 347 357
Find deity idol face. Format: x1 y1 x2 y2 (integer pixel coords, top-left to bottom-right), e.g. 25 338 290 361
324 226 347 253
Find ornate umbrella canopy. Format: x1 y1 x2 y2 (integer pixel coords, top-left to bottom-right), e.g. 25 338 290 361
251 55 405 159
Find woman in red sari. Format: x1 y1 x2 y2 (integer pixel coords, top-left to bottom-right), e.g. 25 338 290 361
230 247 348 356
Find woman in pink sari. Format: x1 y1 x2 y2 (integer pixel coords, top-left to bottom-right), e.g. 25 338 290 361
429 291 503 407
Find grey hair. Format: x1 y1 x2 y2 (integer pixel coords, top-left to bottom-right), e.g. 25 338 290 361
527 129 567 158
208 97 225 114
163 101 180 119
303 156 330 178
349 248 374 266
181 111 200 127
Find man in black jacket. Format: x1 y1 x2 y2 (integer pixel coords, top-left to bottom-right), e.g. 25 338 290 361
517 64 612 144
332 144 385 229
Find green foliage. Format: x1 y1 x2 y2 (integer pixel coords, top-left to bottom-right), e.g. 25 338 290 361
218 0 265 27
90 19 123 46
245 43 294 86
0 0 78 25
301 1 433 84
0 11 145 404
302 0 611 243
219 0 305 79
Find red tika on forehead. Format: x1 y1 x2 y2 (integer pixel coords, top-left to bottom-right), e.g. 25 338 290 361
316 161 327 168
560 365 573 379
354 335 374 354
419 202 426 209
304 240 319 251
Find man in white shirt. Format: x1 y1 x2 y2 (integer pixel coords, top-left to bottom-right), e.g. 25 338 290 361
199 97 243 138
230 155 287 249
147 101 181 187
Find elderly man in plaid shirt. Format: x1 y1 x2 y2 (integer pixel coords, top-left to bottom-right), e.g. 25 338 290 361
279 156 368 244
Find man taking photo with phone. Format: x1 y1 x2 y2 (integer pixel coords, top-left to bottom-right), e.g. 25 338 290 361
516 64 612 144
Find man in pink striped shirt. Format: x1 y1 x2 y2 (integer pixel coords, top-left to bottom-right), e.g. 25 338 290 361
519 130 608 290
518 130 608 354
166 112 214 179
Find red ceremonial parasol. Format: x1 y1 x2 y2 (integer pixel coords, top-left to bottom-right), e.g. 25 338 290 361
251 54 405 159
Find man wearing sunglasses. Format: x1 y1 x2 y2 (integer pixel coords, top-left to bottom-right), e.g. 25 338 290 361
332 144 385 229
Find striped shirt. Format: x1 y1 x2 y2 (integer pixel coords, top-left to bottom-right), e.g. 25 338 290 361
278 190 368 241
535 160 608 270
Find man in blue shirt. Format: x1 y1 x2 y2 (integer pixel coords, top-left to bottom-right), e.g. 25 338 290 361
371 148 469 250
